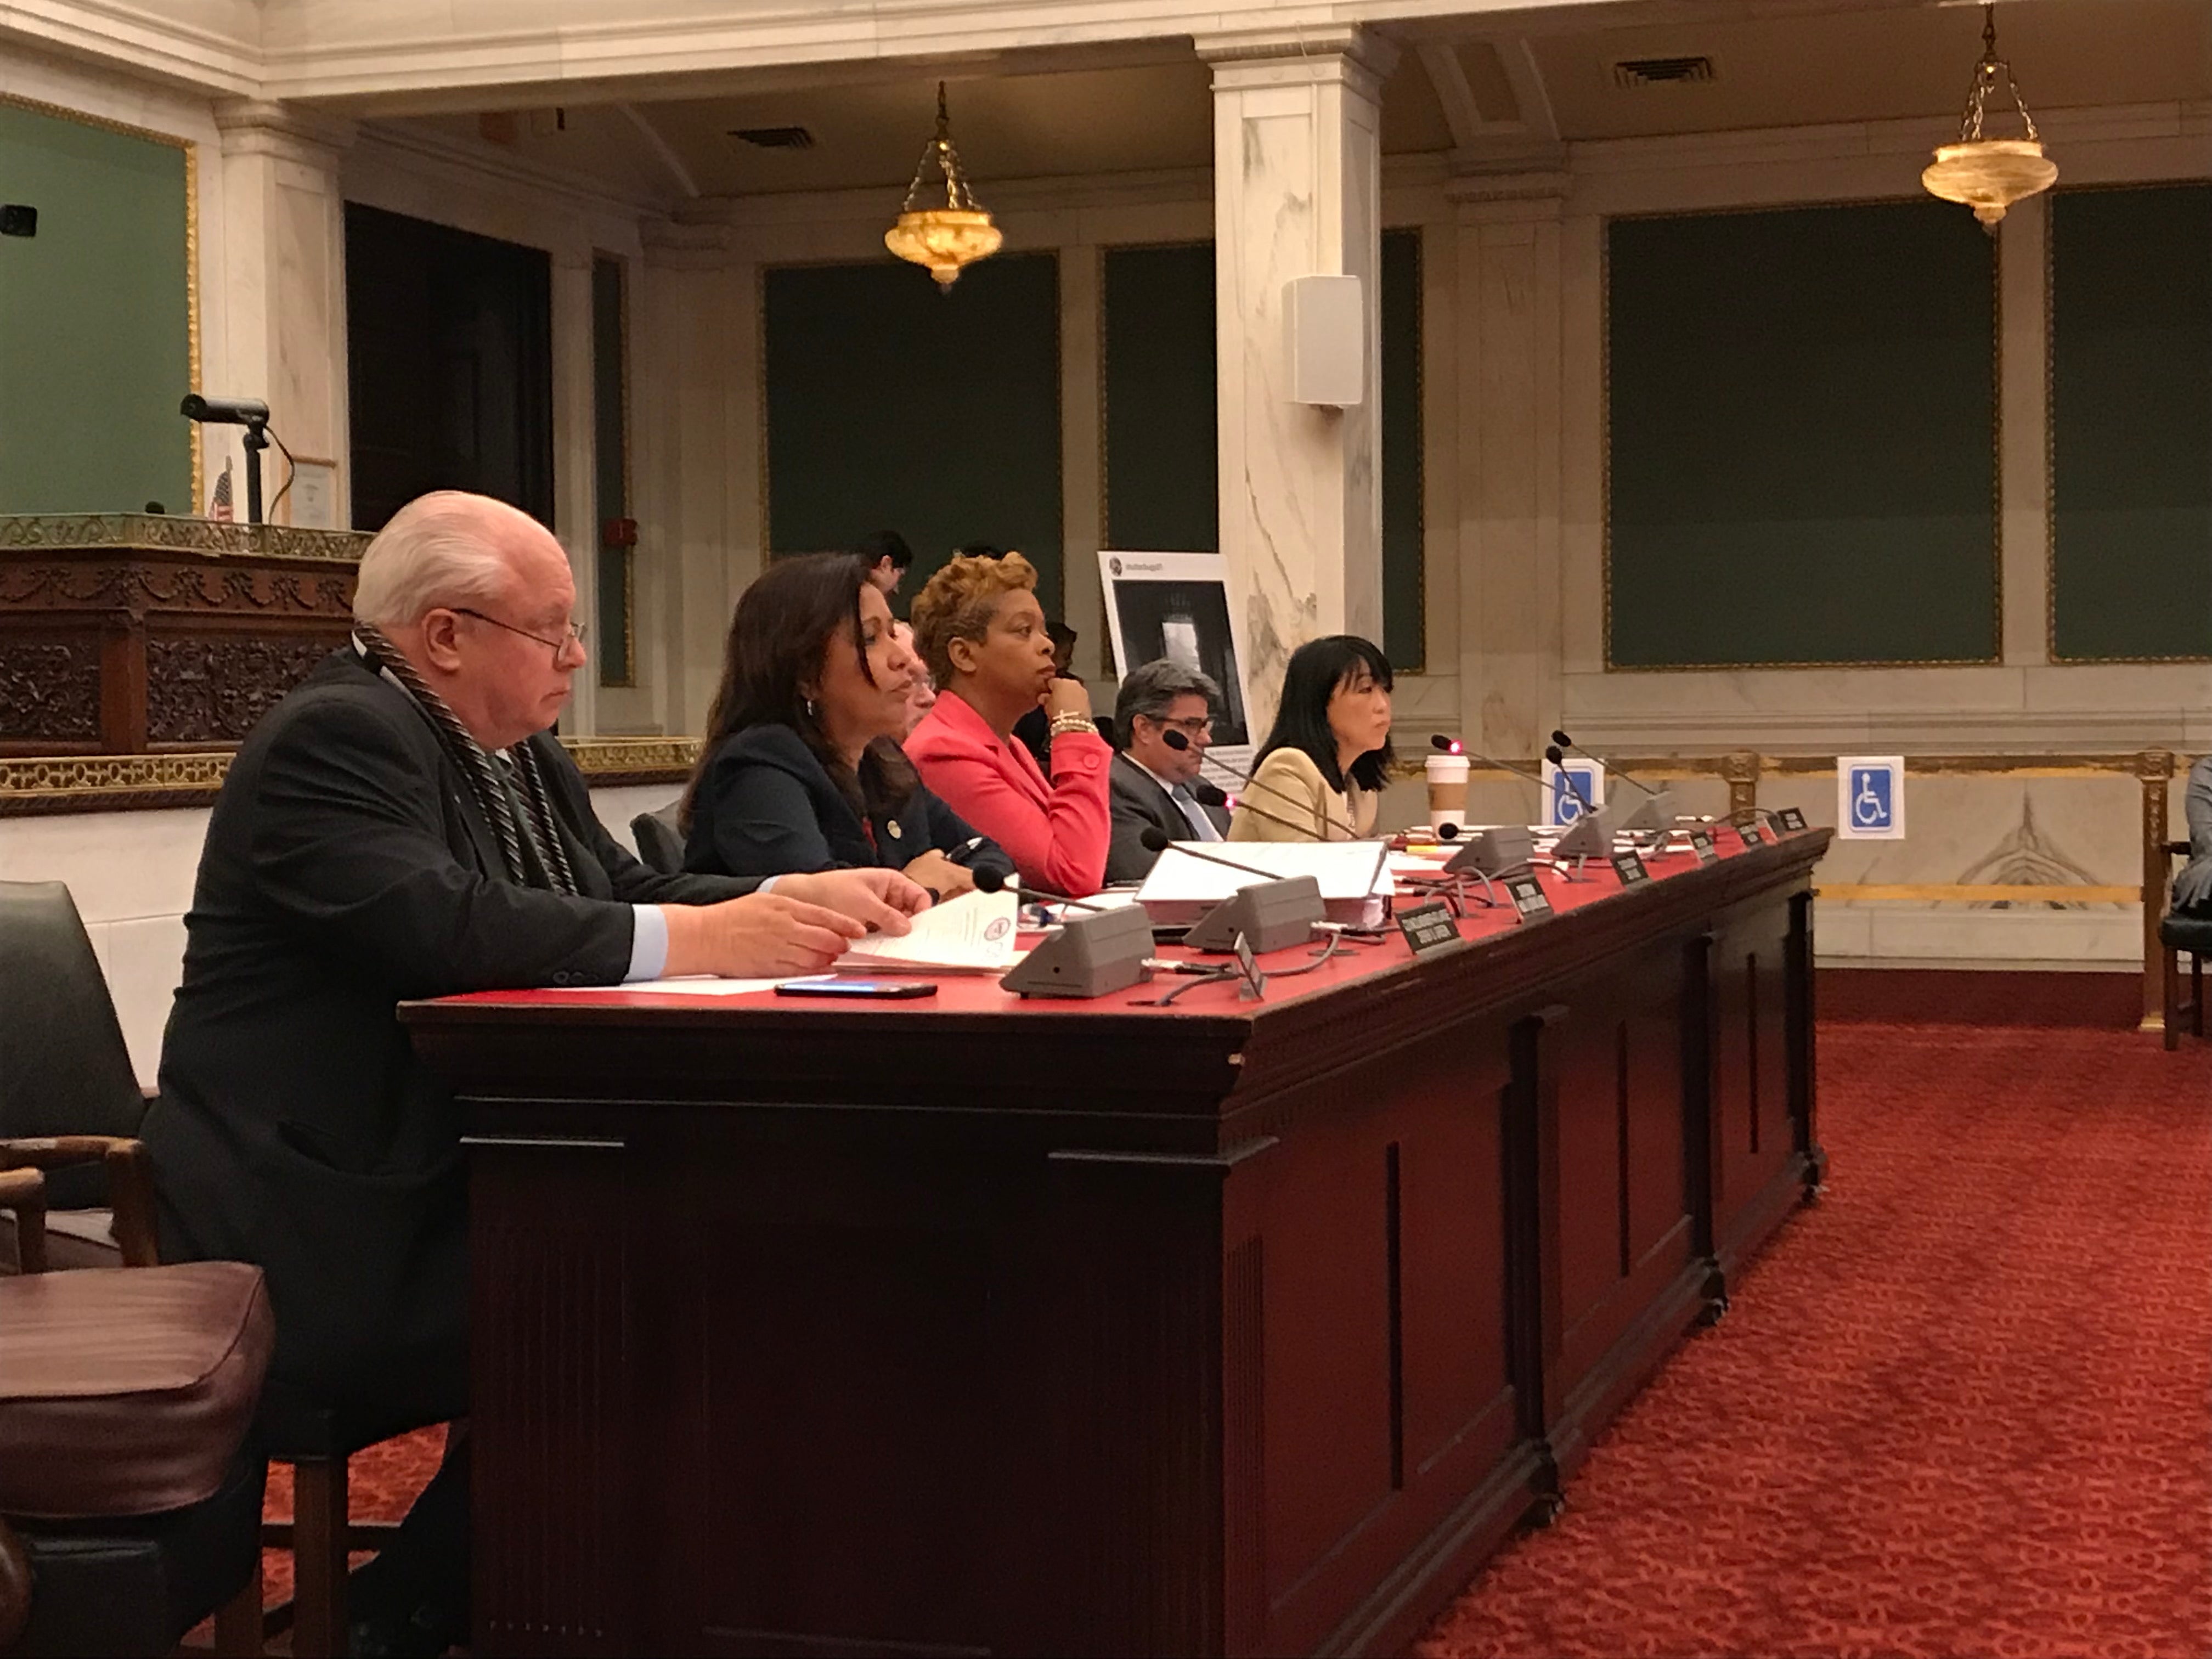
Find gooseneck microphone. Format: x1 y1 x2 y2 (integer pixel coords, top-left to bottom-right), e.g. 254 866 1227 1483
973 867 1110 913
1137 828 1279 880
1161 730 1346 841
179 393 274 524
1551 730 1660 798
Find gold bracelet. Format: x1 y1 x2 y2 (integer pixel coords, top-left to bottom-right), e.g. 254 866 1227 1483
1048 713 1094 740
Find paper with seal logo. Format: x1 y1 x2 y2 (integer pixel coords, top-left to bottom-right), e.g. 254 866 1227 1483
835 888 1022 974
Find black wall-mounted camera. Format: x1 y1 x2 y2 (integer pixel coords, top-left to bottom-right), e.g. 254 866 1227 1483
0 205 37 238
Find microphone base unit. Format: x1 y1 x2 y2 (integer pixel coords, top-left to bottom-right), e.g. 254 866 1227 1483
999 906 1156 998
1443 825 1535 879
1618 788 1677 838
1182 876 1327 955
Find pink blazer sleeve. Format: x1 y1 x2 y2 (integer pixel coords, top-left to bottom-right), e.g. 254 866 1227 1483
910 712 1114 898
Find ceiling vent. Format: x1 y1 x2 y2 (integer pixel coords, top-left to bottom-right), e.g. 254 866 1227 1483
1612 55 1716 89
729 125 816 150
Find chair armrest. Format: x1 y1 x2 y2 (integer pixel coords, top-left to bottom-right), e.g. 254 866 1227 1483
0 1137 158 1267
0 1165 48 1274
2167 840 2192 856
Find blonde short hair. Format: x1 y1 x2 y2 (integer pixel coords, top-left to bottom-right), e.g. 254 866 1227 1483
908 551 1039 687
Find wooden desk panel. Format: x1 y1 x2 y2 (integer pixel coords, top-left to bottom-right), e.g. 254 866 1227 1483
409 829 1831 1658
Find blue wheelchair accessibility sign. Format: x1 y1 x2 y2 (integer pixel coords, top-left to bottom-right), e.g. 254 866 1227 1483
1837 756 1905 839
1541 760 1604 828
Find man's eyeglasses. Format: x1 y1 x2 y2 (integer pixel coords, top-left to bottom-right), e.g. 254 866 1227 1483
1157 716 1213 737
453 607 587 660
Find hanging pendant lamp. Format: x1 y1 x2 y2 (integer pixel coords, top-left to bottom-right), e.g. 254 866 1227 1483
884 83 1003 289
1921 4 2057 232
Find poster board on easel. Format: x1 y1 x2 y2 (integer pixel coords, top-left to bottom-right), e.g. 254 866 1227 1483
1097 551 1257 779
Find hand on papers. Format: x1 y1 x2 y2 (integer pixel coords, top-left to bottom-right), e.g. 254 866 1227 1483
777 867 930 930
661 871 924 979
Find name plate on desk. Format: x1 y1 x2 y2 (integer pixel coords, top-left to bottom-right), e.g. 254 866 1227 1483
1506 873 1553 922
1396 901 1460 957
1739 819 1769 847
1689 828 1719 866
1776 807 1808 832
1610 849 1651 887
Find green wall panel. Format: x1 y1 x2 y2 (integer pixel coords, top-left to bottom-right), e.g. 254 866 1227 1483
1606 201 1997 668
1102 242 1216 554
0 103 192 514
1099 231 1426 669
765 253 1063 617
2050 184 2212 662
1380 229 1425 672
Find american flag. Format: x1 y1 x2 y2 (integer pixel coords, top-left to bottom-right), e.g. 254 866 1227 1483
208 459 234 522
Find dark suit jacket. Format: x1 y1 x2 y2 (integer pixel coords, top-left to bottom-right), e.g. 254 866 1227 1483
1105 753 1232 884
141 648 753 1423
685 723 1015 889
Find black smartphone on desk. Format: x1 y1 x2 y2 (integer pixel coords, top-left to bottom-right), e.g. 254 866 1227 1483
774 977 938 1000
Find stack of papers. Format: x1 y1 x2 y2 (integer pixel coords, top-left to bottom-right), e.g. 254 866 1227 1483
834 888 1023 974
1136 840 1390 926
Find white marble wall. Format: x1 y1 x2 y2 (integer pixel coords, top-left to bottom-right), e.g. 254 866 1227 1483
1203 27 1391 736
0 784 678 1091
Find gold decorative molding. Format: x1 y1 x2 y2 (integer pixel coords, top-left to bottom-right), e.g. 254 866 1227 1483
0 735 698 816
0 514 368 561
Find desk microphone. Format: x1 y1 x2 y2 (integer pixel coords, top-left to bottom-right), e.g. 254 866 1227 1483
1548 732 1677 836
1137 829 1326 953
1161 730 1347 840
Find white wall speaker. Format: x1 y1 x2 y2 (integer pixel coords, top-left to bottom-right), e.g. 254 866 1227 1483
1284 274 1364 407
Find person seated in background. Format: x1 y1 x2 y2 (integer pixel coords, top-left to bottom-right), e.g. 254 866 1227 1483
892 619 935 736
2172 753 2212 912
1013 619 1085 772
140 492 922 1657
682 552 1014 899
1229 634 1396 843
854 529 915 598
1104 658 1231 883
906 551 1113 898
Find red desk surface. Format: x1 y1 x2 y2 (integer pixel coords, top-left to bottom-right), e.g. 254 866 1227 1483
428 827 1808 1024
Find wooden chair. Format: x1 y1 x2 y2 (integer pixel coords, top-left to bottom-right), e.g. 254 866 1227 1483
0 1137 267 1657
2160 838 2212 1049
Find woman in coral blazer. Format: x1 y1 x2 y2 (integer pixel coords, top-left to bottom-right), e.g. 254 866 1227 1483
904 551 1113 898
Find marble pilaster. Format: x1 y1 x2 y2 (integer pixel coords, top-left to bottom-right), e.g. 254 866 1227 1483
1201 26 1393 735
1448 170 1566 760
549 249 600 735
210 100 353 524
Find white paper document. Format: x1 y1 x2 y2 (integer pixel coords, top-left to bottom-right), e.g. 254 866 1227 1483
835 888 1022 974
593 977 788 997
1136 839 1390 904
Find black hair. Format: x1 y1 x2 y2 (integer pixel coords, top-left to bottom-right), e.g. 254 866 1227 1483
1254 635 1396 794
1046 620 1077 653
853 529 913 571
953 541 1006 560
682 552 916 829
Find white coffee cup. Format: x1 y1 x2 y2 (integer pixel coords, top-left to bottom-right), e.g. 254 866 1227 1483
1425 754 1471 834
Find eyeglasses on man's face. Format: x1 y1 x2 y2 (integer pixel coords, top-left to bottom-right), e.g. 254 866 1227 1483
453 607 587 661
1156 715 1213 737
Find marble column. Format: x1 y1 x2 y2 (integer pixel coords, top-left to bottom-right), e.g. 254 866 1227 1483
1200 27 1393 735
548 249 600 736
1448 169 1566 760
626 223 758 737
210 100 353 525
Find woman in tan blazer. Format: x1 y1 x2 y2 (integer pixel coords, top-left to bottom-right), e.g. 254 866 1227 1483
1229 635 1395 843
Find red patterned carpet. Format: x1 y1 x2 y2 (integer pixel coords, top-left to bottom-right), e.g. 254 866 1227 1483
1415 1007 2212 1659
243 978 2212 1657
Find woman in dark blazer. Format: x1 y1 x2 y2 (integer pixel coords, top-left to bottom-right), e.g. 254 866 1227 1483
682 552 1015 900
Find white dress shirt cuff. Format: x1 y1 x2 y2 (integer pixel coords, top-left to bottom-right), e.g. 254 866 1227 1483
625 878 778 983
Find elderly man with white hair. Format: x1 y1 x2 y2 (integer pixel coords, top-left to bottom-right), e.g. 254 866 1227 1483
141 491 925 1656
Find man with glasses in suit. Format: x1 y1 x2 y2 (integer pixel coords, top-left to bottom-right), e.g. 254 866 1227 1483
1104 658 1231 883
